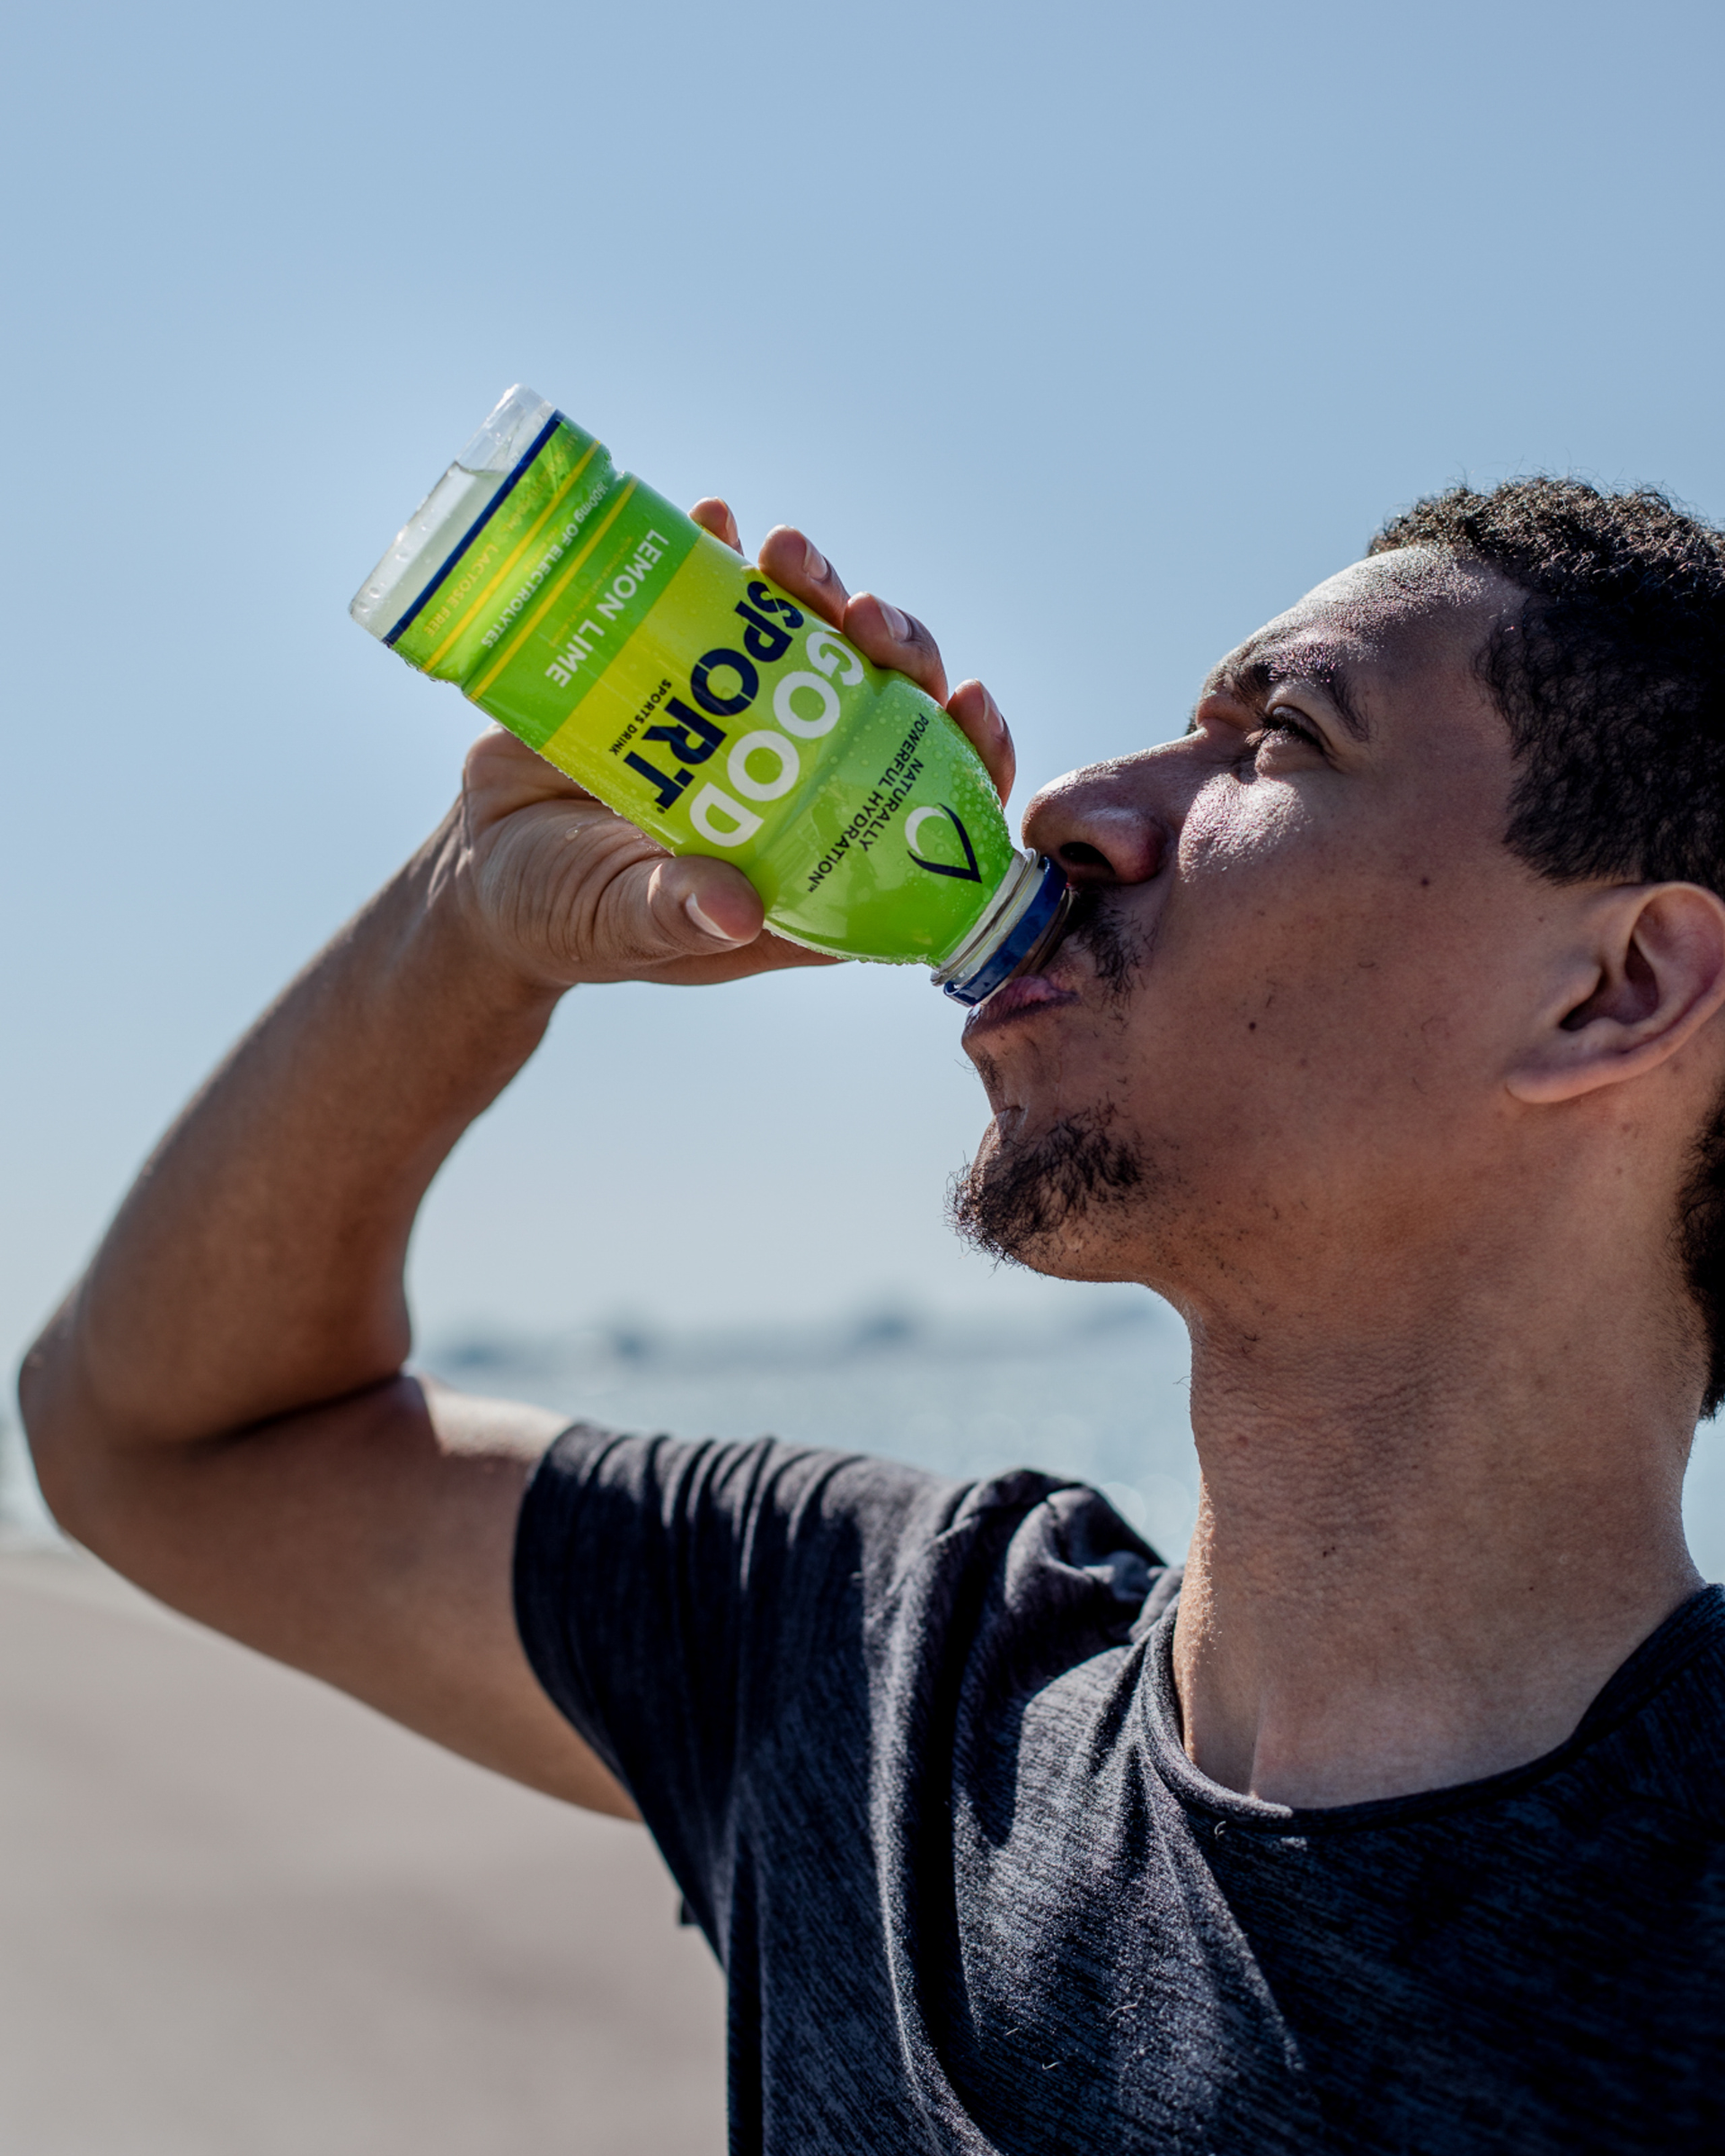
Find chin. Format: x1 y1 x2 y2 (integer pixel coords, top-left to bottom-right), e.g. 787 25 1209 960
947 1106 1154 1277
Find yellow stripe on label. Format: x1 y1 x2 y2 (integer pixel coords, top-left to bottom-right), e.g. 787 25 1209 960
467 479 641 702
420 438 603 676
535 539 744 790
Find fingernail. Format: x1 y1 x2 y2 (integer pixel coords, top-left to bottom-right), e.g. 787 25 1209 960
880 601 912 642
686 893 745 942
803 537 829 581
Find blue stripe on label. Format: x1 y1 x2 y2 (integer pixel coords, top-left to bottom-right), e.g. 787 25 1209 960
383 411 566 648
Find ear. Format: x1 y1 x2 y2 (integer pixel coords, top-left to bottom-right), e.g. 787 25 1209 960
1508 883 1725 1105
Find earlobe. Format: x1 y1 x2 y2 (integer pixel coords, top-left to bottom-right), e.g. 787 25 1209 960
1507 883 1725 1105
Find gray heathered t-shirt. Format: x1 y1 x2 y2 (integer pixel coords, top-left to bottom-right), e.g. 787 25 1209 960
513 1427 1725 2153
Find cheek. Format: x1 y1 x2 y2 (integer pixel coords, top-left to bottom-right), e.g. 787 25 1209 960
1171 785 1477 1065
1180 773 1314 883
1174 782 1338 990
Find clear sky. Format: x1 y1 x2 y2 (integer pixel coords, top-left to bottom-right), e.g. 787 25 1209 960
4 0 1724 1368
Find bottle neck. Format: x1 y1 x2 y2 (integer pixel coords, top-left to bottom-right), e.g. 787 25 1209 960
933 853 1073 1005
349 386 591 650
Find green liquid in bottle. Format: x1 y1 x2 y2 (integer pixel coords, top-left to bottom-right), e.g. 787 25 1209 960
351 387 1066 999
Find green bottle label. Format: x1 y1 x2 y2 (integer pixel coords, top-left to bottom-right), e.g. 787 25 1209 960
389 416 1015 964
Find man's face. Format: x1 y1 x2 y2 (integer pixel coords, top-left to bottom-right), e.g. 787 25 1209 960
954 550 1547 1302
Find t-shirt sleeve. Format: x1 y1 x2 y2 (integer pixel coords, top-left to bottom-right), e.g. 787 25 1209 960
512 1423 970 1932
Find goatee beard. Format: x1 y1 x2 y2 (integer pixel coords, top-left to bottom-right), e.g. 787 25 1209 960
948 1107 1146 1271
949 886 1154 1269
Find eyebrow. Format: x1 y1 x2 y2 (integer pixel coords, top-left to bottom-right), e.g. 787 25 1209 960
1203 639 1372 742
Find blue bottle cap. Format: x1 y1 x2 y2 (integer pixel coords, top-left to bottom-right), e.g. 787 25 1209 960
942 856 1074 1006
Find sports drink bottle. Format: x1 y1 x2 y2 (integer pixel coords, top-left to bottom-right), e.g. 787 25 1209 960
351 387 1069 1001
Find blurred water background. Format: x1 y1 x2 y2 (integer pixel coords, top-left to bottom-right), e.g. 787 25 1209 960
10 1294 1724 1581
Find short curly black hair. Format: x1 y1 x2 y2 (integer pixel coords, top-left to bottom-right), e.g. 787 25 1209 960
1369 478 1725 1416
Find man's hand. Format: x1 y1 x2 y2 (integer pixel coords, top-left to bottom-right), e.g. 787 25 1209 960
18 501 1010 1820
447 505 1017 990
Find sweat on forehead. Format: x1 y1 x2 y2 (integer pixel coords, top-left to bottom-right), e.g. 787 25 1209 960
1296 545 1509 629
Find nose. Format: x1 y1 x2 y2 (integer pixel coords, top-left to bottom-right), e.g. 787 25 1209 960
1022 755 1166 886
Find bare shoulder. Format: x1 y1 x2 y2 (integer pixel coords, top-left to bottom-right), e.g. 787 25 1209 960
31 1364 633 1818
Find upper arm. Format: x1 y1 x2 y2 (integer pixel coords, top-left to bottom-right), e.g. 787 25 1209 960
27 1356 633 1817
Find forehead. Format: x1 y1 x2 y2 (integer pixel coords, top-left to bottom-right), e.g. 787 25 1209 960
1204 549 1521 741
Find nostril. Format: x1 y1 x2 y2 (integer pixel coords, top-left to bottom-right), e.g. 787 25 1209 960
1057 841 1110 870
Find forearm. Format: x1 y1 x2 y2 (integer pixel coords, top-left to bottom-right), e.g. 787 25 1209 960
24 811 560 1463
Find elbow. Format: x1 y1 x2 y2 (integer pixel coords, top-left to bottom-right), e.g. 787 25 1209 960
16 1303 106 1545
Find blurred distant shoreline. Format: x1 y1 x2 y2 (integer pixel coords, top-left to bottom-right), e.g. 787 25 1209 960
10 1292 1725 1578
428 1291 1204 1557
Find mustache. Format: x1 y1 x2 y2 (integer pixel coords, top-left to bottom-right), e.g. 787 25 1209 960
1057 884 1150 1001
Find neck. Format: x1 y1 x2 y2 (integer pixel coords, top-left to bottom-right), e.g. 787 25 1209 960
1164 1232 1703 1808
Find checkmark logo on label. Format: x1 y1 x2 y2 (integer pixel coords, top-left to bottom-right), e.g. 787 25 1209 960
904 805 982 882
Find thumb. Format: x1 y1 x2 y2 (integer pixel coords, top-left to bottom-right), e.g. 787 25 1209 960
608 853 766 965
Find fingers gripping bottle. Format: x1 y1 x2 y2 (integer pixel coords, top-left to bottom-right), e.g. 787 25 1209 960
350 387 1070 1001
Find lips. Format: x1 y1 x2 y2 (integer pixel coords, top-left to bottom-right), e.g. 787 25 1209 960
959 923 1095 1041
963 968 1079 1032
960 869 1160 1041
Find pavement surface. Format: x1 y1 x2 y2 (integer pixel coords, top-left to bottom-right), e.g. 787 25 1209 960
0 1547 725 2155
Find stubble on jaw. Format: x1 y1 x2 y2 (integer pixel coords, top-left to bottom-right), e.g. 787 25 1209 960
949 892 1154 1270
